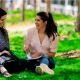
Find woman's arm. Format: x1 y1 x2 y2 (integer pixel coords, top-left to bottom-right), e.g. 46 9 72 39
30 51 56 58
42 52 56 58
24 29 31 54
24 44 31 54
0 50 11 55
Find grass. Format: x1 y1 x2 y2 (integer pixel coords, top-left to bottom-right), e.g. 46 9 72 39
1 35 80 80
0 10 80 80
6 10 37 23
6 10 76 24
0 24 79 80
58 24 80 53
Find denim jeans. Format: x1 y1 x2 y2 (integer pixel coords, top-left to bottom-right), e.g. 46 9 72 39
26 55 56 72
40 55 56 69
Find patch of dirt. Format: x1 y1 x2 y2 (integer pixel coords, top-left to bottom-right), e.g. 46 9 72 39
6 21 35 32
5 20 75 32
55 50 80 58
59 35 68 40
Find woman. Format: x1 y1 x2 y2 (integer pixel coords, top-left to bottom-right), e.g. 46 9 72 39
24 12 58 75
0 8 11 77
0 8 29 77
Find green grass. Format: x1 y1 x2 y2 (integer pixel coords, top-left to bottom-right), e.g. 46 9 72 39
0 10 80 79
5 10 76 24
6 10 37 23
0 24 79 80
0 31 80 80
57 24 80 52
53 13 76 21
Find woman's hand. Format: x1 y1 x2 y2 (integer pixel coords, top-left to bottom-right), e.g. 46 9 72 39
24 45 31 54
1 50 11 55
31 51 42 58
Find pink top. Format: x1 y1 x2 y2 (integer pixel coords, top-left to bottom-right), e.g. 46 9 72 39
24 27 58 55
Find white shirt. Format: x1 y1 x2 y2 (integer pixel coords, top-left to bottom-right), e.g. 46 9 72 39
24 27 58 59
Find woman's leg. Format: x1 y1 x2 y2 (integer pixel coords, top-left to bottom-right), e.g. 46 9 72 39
19 59 28 71
26 59 40 72
48 58 56 69
40 55 56 69
40 55 49 65
35 55 55 75
19 59 40 72
0 66 11 77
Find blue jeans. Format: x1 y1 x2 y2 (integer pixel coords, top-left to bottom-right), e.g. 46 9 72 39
26 55 56 72
40 55 56 69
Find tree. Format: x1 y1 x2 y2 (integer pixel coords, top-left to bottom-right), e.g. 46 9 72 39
46 0 52 12
75 0 80 32
34 0 37 10
0 0 6 9
21 0 26 21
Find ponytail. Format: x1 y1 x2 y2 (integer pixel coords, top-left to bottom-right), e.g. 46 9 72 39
45 12 57 40
37 12 58 40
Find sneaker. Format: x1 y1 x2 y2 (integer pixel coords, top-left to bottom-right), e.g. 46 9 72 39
41 64 54 74
2 71 12 77
35 66 43 75
36 64 54 75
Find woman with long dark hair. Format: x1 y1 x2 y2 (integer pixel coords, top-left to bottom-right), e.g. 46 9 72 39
0 8 11 77
24 11 58 75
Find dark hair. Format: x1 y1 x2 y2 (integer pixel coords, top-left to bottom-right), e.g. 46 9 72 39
0 8 7 37
36 12 58 40
0 8 7 18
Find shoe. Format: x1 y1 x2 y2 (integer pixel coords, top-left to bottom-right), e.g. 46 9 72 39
35 66 43 75
36 64 54 75
2 71 12 77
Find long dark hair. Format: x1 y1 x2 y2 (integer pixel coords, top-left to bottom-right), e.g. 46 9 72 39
0 8 7 29
0 8 8 38
0 8 7 18
36 12 58 40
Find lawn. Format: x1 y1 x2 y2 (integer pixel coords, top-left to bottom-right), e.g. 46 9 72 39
6 10 76 23
0 10 80 80
0 24 79 80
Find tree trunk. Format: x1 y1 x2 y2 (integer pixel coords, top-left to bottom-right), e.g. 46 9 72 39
0 0 5 10
21 0 25 21
75 0 80 32
46 0 52 12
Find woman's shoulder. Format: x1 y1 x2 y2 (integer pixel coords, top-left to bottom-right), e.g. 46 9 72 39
49 33 58 41
27 27 36 33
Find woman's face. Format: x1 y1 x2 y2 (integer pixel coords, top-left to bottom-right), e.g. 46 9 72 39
0 15 6 26
35 15 47 30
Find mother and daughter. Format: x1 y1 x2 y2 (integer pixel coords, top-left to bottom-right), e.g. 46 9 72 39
0 8 58 77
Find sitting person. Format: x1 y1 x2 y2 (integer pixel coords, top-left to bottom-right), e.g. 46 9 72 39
0 8 29 77
24 11 58 75
0 8 11 77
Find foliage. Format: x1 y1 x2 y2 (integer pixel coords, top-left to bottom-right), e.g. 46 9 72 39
5 10 76 23
53 13 76 21
57 24 80 52
6 10 37 23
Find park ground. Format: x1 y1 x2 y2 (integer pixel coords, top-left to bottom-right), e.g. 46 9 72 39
6 20 74 32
